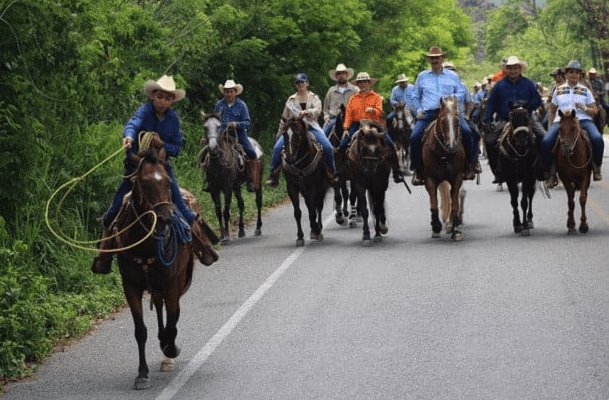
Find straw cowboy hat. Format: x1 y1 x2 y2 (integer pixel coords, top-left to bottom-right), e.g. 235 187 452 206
442 61 456 71
218 79 243 95
505 56 528 72
426 46 445 57
394 73 409 83
329 63 354 81
351 72 379 85
565 60 583 71
588 67 598 74
144 75 186 102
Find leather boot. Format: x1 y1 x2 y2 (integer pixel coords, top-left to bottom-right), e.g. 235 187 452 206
593 163 602 181
265 167 281 187
244 159 255 192
464 164 476 180
546 164 558 188
411 169 424 186
91 223 114 274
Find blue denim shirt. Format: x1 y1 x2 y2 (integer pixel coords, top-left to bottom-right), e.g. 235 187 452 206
123 102 183 157
485 76 541 122
390 84 415 109
214 98 251 132
411 69 467 113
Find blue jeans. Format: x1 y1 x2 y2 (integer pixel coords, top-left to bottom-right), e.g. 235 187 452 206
338 122 395 151
409 110 477 170
237 129 257 159
269 126 335 172
323 117 336 137
103 161 196 227
542 119 604 167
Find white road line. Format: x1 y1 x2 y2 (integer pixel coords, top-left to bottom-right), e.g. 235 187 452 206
156 213 335 400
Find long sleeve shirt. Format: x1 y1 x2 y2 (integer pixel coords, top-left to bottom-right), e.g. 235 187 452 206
411 69 467 114
550 82 595 123
343 90 383 129
278 91 322 133
484 76 541 122
123 102 183 157
213 97 251 132
323 83 359 120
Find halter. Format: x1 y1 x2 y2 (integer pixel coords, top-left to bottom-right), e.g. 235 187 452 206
499 107 534 160
204 115 240 170
430 97 461 156
282 119 323 178
558 114 592 169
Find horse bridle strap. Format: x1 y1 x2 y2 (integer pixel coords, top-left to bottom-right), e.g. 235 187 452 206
499 124 532 160
282 143 323 177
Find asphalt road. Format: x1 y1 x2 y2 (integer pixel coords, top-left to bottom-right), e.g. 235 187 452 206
4 152 609 400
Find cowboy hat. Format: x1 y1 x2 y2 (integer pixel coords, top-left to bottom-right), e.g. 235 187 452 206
351 72 378 85
394 73 409 83
329 63 354 81
549 68 564 77
144 75 186 102
505 56 528 72
218 79 243 95
588 67 598 74
426 46 445 57
442 61 456 71
564 60 582 71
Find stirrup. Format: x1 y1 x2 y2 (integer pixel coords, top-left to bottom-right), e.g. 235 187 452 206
265 175 279 187
411 171 424 186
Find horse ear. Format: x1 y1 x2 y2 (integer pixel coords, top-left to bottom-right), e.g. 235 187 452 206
128 152 141 167
158 147 167 163
200 110 207 122
558 109 564 118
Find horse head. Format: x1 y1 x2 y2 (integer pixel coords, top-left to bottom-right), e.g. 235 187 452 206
355 120 387 176
282 116 310 164
434 95 461 153
507 101 534 153
558 108 580 141
201 112 223 154
130 148 173 232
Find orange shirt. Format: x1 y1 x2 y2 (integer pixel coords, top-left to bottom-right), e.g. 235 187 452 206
343 90 383 129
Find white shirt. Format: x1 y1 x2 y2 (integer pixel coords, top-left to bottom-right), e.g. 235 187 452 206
551 82 595 123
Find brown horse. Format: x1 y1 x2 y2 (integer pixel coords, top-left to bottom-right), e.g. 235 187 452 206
555 109 592 234
387 102 414 174
421 95 466 240
282 117 330 246
114 147 219 389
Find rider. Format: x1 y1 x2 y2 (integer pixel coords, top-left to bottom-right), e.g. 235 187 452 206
208 79 258 192
91 75 208 274
484 56 545 183
265 72 336 187
588 67 609 115
386 73 416 130
543 68 566 129
409 46 480 186
541 60 604 186
322 63 359 137
338 71 404 184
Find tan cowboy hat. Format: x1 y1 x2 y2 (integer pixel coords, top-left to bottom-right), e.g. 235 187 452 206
351 72 379 85
442 61 456 71
589 67 598 74
144 75 186 102
426 46 445 57
218 79 243 95
329 63 354 81
505 56 528 72
394 73 409 83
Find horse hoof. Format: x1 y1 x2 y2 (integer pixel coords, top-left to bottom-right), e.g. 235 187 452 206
432 232 441 239
373 235 383 243
379 224 388 235
514 225 523 234
579 224 589 234
496 184 503 192
445 225 453 234
567 228 577 235
521 229 530 237
133 376 151 390
527 220 534 229
296 239 305 247
335 216 345 225
254 229 262 236
160 357 175 372
362 238 372 246
349 221 357 228
162 344 180 359
451 231 464 241
356 216 363 223
221 238 231 245
238 230 246 238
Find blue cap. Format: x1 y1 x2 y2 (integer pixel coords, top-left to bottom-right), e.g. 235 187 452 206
565 60 582 71
294 73 309 83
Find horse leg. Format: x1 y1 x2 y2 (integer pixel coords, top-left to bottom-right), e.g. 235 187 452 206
507 180 523 233
359 188 371 244
378 191 388 236
334 185 345 225
235 186 246 238
289 191 304 246
211 191 224 242
152 295 175 372
304 191 321 241
439 181 451 233
221 190 233 244
351 187 362 222
427 183 442 238
565 184 577 234
519 182 531 236
450 183 463 241
254 188 263 236
123 283 150 390
579 180 589 234
159 295 180 361
348 183 358 228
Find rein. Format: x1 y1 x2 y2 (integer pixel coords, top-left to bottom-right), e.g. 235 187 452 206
499 125 532 160
282 126 323 177
559 124 592 169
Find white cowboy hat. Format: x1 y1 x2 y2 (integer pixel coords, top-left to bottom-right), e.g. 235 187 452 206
589 67 598 74
328 63 354 81
351 72 379 85
144 75 185 102
442 61 456 71
218 79 243 95
505 56 528 72
394 73 409 83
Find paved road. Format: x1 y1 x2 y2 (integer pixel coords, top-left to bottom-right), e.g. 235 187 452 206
4 154 609 400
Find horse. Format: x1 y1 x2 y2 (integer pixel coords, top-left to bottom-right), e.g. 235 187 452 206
421 95 466 240
497 102 538 235
536 96 550 129
201 113 263 244
555 109 592 234
347 121 392 244
114 146 219 389
281 116 330 246
593 95 607 134
387 102 414 174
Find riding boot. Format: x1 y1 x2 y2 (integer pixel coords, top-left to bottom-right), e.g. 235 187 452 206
265 167 281 187
411 168 424 186
244 158 255 192
190 216 219 266
593 163 603 181
546 164 558 188
91 223 115 274
464 164 476 180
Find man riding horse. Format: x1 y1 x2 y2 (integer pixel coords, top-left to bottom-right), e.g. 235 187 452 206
409 46 481 186
91 75 211 273
322 63 359 138
386 73 416 129
201 79 260 192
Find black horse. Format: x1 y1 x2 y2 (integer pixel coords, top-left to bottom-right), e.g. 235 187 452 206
386 102 414 174
201 113 263 243
497 102 538 235
282 116 330 246
347 121 391 244
115 147 218 389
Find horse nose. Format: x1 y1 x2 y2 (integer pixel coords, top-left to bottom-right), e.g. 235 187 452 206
157 212 173 227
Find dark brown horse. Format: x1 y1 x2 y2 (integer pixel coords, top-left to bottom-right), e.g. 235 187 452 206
347 121 391 244
114 147 218 389
497 102 538 235
282 117 330 246
387 102 414 174
201 113 263 243
421 95 466 240
555 109 592 234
